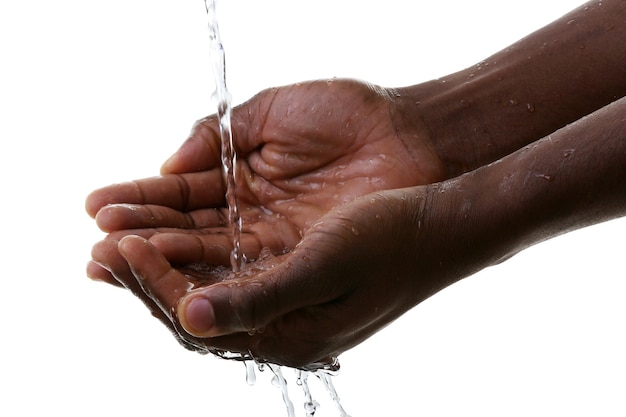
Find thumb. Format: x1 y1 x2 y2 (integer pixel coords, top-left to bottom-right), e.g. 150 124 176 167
176 255 333 338
160 118 221 174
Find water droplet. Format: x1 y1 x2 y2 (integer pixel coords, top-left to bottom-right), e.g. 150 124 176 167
258 246 273 260
304 400 320 415
268 364 296 417
535 173 554 182
244 360 257 386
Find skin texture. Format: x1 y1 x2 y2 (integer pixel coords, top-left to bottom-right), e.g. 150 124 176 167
397 0 626 177
87 79 445 267
87 79 448 364
87 0 625 368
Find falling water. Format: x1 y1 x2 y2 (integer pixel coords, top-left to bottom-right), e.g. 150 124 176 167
203 2 350 416
268 364 297 417
296 370 320 417
204 0 243 272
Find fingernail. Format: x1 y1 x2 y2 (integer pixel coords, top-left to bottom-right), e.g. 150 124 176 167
160 153 178 174
183 297 215 336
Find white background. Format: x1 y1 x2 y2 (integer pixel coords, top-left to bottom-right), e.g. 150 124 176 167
1 0 624 416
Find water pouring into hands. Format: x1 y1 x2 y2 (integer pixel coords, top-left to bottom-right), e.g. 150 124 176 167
86 2 626 411
86 78 446 368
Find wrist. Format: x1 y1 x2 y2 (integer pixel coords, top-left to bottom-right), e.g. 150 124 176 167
394 66 553 179
419 96 626 287
394 79 489 178
393 0 626 179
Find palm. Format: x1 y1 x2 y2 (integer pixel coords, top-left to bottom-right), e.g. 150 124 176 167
110 187 433 367
86 79 444 362
88 79 442 266
238 80 420 227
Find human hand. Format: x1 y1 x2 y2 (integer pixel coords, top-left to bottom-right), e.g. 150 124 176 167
88 91 626 368
87 78 444 285
86 78 447 366
107 187 436 369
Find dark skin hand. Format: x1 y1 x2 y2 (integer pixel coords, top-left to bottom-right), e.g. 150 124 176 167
90 95 626 368
110 95 626 369
87 79 445 366
88 79 444 269
113 188 431 368
87 0 625 368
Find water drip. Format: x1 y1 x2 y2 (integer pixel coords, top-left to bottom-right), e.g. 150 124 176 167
316 371 351 417
268 364 296 417
244 360 256 386
297 370 320 417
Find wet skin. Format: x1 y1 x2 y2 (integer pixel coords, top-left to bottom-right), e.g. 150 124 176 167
87 0 625 368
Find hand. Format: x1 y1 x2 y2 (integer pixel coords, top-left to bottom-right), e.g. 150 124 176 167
112 187 435 369
87 86 626 368
86 79 446 365
87 1 626 371
87 78 445 284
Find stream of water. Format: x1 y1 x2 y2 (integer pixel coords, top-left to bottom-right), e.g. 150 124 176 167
204 0 243 272
203 1 350 416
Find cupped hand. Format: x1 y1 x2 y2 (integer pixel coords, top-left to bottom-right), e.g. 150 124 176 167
86 79 446 366
87 79 444 281
112 187 437 369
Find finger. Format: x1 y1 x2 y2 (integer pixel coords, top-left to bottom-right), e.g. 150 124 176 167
98 228 233 267
92 237 205 351
161 90 280 176
118 235 193 319
85 169 225 219
95 203 227 233
149 231 265 266
161 118 222 175
86 260 124 287
91 238 152 288
149 218 303 267
175 249 337 339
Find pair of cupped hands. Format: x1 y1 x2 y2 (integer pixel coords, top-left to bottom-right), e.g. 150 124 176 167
87 79 452 369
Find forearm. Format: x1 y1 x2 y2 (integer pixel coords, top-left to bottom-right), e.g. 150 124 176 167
485 97 626 259
396 0 626 178
416 96 626 292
